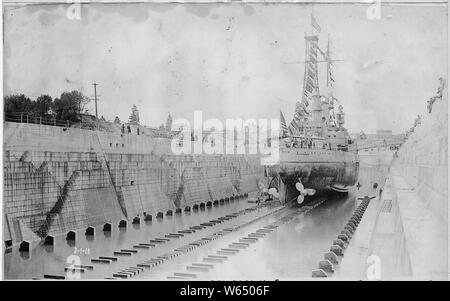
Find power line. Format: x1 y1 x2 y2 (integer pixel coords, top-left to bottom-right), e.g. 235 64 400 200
92 83 99 119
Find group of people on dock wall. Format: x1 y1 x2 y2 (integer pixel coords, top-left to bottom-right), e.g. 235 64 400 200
426 77 446 114
121 124 140 135
406 78 447 139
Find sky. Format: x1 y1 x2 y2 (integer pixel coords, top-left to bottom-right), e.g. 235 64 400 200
2 2 448 134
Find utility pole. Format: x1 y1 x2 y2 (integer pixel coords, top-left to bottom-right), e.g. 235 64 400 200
92 83 99 119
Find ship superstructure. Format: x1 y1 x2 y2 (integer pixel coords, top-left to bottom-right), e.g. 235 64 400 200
264 15 359 203
287 15 350 149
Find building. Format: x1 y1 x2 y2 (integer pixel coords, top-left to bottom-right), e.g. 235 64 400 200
352 129 406 151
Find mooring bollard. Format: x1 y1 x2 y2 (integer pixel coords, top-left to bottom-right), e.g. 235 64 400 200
311 269 328 278
330 245 343 256
341 229 352 238
311 194 374 279
333 239 346 249
349 217 359 225
337 234 349 242
324 251 339 264
344 225 355 234
347 221 357 230
319 260 334 273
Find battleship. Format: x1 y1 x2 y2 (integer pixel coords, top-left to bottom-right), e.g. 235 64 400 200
2 2 447 282
264 15 359 204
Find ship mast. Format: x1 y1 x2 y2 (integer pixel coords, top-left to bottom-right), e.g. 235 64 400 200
325 35 336 127
287 14 347 137
302 14 321 103
326 34 331 89
288 14 321 136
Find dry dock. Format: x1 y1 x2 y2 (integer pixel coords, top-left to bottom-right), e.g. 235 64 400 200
317 82 448 280
3 84 448 280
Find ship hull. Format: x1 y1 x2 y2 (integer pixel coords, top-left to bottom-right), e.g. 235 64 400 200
265 150 359 203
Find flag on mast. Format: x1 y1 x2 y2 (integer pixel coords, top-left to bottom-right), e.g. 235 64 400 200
329 71 335 87
280 110 290 137
311 14 321 34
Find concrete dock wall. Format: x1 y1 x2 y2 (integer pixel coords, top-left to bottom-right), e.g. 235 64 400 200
388 168 447 280
3 122 266 244
372 84 448 280
349 166 447 280
336 84 447 280
381 84 447 279
336 165 445 280
394 88 447 220
368 175 413 279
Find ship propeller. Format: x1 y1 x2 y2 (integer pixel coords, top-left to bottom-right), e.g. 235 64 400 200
258 182 280 199
295 179 316 204
268 187 279 198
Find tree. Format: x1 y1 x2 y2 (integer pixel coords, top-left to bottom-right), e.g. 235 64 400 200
128 104 140 125
35 95 53 116
52 90 89 122
165 113 173 130
114 116 121 124
3 94 33 115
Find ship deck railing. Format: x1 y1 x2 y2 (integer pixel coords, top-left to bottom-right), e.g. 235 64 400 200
283 143 350 152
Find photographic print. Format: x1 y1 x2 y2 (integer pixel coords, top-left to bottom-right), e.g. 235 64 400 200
1 0 448 283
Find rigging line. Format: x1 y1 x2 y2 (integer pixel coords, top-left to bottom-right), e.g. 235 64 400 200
284 59 346 64
317 45 328 59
